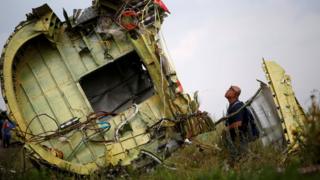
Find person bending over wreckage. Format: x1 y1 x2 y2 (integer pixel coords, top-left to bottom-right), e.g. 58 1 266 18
223 85 259 164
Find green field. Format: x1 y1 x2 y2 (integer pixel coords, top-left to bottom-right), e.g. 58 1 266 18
1 103 320 180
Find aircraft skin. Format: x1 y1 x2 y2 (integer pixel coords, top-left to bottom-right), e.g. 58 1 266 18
262 60 306 145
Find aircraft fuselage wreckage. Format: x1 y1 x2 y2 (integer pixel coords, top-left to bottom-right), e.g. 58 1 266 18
0 0 306 175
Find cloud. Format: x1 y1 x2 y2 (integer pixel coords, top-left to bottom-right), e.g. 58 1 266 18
163 0 320 117
171 28 207 61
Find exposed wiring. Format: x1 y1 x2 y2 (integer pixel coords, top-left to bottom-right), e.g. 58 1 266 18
23 113 60 140
66 125 114 161
114 104 139 142
140 149 177 170
19 110 117 144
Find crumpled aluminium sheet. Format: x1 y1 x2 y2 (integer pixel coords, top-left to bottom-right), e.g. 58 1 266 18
249 84 285 146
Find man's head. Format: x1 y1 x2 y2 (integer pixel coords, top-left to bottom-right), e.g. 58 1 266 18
225 85 241 101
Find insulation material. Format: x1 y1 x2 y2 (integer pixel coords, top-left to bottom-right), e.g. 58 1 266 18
80 51 154 113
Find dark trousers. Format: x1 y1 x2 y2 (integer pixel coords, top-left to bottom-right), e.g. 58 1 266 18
224 128 248 162
2 134 10 148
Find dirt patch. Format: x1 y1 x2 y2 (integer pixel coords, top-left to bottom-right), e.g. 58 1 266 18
0 141 26 175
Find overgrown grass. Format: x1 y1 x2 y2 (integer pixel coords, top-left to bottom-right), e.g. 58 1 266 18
134 132 285 180
134 103 320 180
1 104 320 179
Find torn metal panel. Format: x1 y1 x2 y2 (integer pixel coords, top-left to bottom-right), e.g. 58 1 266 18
249 82 286 146
262 60 307 144
74 7 98 25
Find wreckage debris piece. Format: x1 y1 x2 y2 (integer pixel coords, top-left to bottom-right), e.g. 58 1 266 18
0 0 213 175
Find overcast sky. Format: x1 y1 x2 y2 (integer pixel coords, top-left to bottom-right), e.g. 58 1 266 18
0 0 320 118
